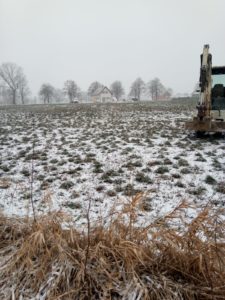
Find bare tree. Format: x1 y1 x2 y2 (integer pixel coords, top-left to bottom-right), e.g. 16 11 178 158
129 77 145 101
64 80 80 103
148 78 164 101
163 88 173 100
110 81 124 100
87 81 103 96
39 83 54 104
148 78 172 101
0 62 27 104
18 74 30 104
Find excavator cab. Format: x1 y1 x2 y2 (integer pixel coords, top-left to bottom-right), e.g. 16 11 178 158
185 45 225 134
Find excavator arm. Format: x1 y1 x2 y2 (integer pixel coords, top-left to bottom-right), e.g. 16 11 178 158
197 44 212 119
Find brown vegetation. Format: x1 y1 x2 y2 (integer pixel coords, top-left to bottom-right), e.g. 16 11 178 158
0 195 224 299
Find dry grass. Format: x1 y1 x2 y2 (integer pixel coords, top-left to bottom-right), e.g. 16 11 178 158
0 195 225 299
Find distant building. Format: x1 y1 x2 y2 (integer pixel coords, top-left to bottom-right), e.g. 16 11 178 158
173 93 192 99
91 86 114 103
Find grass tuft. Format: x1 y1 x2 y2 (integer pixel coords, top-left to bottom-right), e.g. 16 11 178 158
0 199 224 299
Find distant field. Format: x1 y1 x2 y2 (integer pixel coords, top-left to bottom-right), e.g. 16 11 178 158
0 100 224 225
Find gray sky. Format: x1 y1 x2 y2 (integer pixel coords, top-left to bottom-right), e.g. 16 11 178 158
1 0 225 97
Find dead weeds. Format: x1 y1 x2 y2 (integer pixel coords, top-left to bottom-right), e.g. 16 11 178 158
0 197 224 299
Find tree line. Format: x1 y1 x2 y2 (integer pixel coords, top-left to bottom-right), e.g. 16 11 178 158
0 62 172 104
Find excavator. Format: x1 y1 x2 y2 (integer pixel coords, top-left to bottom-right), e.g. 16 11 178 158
185 44 225 134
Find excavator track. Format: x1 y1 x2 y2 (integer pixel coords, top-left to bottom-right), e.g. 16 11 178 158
185 118 225 133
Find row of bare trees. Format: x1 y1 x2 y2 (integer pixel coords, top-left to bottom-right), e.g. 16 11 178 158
129 77 173 101
87 78 172 101
39 81 81 104
39 80 125 103
0 62 172 104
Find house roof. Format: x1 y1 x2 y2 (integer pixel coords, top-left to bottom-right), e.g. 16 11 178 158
92 86 112 96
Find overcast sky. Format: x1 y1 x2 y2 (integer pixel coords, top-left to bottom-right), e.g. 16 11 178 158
1 0 225 97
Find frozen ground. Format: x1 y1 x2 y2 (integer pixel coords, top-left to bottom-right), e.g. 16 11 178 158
0 101 224 226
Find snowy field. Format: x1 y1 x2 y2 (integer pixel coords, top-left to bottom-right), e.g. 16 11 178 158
0 101 224 226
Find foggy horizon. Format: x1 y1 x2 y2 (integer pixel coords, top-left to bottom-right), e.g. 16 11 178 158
1 0 225 98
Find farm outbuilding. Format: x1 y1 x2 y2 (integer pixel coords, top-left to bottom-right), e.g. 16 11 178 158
91 86 115 103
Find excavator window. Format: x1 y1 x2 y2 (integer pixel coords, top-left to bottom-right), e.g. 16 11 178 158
212 74 225 87
211 74 225 110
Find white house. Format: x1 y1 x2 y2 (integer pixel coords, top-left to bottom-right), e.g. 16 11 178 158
91 86 115 103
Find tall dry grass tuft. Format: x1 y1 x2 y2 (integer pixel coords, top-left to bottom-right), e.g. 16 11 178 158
0 197 224 300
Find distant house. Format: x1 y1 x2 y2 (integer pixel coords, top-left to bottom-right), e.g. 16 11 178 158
91 86 114 103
